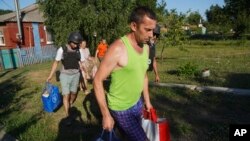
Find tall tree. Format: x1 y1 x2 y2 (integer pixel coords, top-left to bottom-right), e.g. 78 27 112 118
39 0 134 52
39 0 84 45
160 10 186 60
38 0 165 53
224 0 250 37
205 4 231 35
186 11 202 25
135 0 158 12
155 0 168 23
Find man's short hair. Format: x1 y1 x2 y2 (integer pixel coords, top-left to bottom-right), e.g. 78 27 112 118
128 6 156 24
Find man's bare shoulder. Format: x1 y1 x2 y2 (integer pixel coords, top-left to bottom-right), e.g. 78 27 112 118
104 38 127 68
108 39 125 54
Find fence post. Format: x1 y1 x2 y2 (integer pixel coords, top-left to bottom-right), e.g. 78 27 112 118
0 50 4 71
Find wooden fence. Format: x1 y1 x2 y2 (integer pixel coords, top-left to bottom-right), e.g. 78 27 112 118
0 45 58 71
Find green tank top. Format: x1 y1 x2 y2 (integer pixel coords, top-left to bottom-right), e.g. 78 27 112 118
108 36 148 111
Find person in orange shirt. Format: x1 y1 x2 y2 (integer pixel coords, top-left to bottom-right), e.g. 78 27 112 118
95 38 108 62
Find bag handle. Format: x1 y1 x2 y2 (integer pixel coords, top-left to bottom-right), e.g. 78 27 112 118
42 82 54 95
99 129 119 141
46 82 53 89
42 82 51 95
109 130 118 141
143 108 158 122
100 129 105 138
150 108 158 122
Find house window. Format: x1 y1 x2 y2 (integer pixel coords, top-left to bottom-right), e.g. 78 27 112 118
46 31 54 44
0 31 5 46
44 26 54 44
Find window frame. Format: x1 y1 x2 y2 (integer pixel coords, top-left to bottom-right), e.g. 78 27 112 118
0 30 5 46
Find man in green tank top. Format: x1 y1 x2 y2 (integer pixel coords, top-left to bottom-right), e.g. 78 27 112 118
94 6 157 141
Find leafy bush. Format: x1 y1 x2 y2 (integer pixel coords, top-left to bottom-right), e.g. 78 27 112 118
177 62 199 77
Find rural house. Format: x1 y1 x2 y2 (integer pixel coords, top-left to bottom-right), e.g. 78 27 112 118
0 3 53 49
0 3 56 70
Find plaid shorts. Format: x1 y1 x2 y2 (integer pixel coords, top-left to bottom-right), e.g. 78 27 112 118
110 98 147 141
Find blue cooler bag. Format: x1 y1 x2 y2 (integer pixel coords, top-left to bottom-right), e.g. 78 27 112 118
42 82 62 112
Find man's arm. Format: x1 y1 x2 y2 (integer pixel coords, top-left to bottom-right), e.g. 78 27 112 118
143 44 153 110
143 73 153 111
153 57 160 82
93 40 123 131
47 47 63 82
47 61 59 82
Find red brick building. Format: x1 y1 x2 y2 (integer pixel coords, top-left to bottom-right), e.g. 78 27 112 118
0 3 53 49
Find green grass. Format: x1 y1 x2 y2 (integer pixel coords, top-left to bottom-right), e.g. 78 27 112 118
149 87 250 141
0 63 102 141
152 40 250 88
1 40 250 141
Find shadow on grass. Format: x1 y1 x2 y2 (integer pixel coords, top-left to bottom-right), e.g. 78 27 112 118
225 73 250 89
7 111 43 137
82 90 102 123
150 86 250 141
0 71 26 112
166 70 178 75
0 70 12 78
0 70 49 140
193 76 217 86
55 79 111 141
56 88 103 141
56 106 101 141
